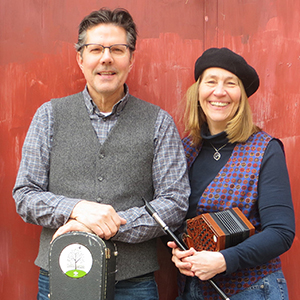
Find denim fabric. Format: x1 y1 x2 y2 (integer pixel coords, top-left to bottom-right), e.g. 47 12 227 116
37 269 159 300
114 274 159 300
37 269 49 300
176 271 289 300
230 271 289 300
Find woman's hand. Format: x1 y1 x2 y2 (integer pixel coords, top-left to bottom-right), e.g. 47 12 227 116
167 241 227 280
182 250 227 280
167 241 196 277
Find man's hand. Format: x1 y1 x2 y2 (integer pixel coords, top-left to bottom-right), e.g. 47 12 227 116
52 219 92 242
70 200 127 239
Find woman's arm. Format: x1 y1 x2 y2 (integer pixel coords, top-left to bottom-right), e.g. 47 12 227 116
221 139 295 274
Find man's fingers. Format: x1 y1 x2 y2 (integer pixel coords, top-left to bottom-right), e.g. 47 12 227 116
90 213 127 239
51 219 92 242
92 222 113 239
119 216 127 225
91 216 121 239
71 201 127 239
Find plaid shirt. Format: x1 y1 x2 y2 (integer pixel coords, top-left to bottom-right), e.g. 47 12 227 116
13 85 190 243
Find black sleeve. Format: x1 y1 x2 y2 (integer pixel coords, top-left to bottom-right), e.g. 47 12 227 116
221 139 295 274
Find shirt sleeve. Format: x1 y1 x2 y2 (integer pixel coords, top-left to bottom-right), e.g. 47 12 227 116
221 139 295 274
12 102 81 229
113 109 190 243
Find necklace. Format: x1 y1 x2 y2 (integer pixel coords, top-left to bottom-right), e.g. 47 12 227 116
210 143 228 161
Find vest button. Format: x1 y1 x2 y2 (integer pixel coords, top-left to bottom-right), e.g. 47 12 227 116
98 176 103 182
97 197 102 202
99 154 105 159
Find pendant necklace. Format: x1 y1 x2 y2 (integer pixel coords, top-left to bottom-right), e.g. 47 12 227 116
210 143 228 161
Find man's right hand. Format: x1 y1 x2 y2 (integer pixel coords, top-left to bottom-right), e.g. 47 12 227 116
70 200 127 239
52 219 93 242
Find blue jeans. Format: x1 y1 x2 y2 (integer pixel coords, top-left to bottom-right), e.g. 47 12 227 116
38 269 159 300
176 270 289 300
37 269 50 300
114 273 159 300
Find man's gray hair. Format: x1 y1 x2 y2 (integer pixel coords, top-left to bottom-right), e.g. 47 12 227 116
75 8 137 55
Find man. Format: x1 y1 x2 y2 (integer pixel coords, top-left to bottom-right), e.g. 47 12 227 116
13 8 190 300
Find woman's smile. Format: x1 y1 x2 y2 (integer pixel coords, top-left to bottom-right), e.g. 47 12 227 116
199 67 241 134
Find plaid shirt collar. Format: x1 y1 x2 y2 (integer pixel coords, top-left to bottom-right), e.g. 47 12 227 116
83 84 129 118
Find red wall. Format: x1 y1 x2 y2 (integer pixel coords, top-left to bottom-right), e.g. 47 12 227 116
1 0 299 299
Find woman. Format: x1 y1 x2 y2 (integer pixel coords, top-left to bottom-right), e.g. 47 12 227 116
168 48 295 300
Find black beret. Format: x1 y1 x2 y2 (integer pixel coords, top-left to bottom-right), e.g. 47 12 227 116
194 47 259 97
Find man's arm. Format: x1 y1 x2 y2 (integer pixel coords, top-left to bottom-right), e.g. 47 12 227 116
13 102 125 238
113 109 190 243
13 102 80 228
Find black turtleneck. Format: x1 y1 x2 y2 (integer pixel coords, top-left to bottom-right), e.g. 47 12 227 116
187 124 236 219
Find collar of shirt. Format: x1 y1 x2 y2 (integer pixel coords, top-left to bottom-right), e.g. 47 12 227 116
82 84 130 119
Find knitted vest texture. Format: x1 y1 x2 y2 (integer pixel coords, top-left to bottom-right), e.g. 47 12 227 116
34 92 160 281
182 132 282 299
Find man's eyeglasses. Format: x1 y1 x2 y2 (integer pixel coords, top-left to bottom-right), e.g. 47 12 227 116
78 43 130 57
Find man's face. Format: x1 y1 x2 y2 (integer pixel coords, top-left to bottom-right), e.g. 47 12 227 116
77 24 134 104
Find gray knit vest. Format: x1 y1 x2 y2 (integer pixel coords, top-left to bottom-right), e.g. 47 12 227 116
34 92 160 280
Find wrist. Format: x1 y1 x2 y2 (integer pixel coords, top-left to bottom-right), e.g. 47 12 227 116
70 200 85 219
216 252 227 273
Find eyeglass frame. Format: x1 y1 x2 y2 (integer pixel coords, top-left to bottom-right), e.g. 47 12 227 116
77 43 131 55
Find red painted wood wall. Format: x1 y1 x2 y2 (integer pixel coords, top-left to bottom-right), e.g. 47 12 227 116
1 0 299 299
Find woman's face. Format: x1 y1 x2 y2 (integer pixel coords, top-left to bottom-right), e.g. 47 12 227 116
198 67 241 135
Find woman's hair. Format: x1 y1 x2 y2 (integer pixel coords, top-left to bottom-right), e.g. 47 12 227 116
183 76 260 146
75 8 137 55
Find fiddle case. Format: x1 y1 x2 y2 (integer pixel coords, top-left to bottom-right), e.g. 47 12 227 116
49 231 117 300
